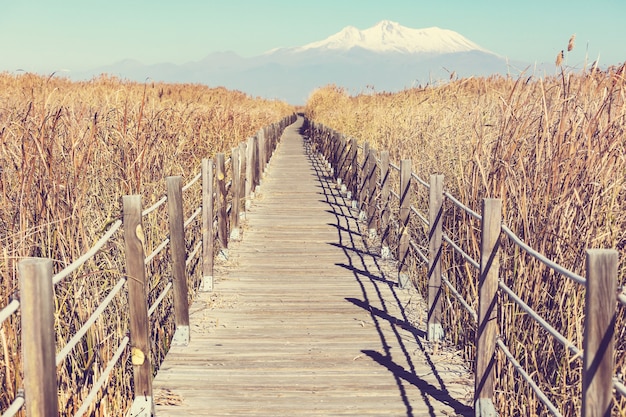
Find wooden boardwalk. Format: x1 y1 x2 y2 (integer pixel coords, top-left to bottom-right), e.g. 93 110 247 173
152 117 473 416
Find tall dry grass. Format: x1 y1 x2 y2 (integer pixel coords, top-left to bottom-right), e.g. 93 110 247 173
0 72 293 415
305 62 626 416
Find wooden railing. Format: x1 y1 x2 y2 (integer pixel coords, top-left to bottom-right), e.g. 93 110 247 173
0 114 296 417
305 118 623 417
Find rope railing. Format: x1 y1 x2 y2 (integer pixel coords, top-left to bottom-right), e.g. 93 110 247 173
186 241 203 267
148 282 172 317
0 299 19 326
145 238 170 265
182 170 202 192
441 275 478 322
1 394 24 417
55 276 128 366
142 196 167 217
501 224 586 286
72 336 130 417
498 280 582 359
442 233 480 270
52 219 123 285
495 338 563 417
444 191 482 221
185 206 202 229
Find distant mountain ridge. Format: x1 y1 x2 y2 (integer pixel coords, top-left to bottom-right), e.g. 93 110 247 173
75 21 526 104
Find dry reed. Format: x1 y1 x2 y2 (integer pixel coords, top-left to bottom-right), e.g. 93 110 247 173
305 61 626 416
0 72 293 416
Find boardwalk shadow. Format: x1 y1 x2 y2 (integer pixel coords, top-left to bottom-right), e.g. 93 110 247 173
304 139 472 417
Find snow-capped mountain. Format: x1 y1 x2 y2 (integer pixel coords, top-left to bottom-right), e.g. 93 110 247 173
289 20 491 55
76 21 526 104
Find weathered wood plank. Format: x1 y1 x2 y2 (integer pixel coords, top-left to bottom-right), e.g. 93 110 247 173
153 116 472 416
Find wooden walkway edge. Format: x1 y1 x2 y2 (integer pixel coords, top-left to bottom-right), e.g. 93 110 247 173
152 117 473 416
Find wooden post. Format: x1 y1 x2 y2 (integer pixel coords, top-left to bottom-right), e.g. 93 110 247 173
337 135 348 192
239 142 247 217
475 198 501 416
257 128 266 181
19 258 59 417
216 153 228 259
428 174 444 341
398 159 412 288
253 135 261 192
246 136 255 207
358 142 370 215
380 151 391 259
122 195 154 415
230 147 241 240
201 158 214 291
348 139 358 204
366 148 378 236
582 249 618 417
166 176 190 345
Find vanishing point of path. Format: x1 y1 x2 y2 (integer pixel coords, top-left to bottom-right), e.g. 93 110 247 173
152 117 473 416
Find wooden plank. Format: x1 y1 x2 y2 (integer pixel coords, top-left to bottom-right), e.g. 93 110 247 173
153 116 473 417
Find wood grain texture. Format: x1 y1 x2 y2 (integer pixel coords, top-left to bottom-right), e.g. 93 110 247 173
427 174 444 341
19 258 59 417
167 176 190 329
153 117 473 416
122 195 153 400
583 249 617 417
475 198 501 407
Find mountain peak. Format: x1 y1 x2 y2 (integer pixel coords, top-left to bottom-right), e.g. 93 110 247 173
292 20 491 55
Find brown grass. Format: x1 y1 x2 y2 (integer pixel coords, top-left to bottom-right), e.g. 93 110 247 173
304 62 626 416
0 72 293 416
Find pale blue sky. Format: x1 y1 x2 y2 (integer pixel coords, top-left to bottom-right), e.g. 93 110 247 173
1 0 624 74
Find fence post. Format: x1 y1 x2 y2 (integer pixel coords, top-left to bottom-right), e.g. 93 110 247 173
216 153 228 260
379 151 391 259
358 142 370 217
257 128 266 182
582 249 617 417
428 174 445 341
18 258 59 417
398 159 412 288
366 148 378 237
475 198 501 416
253 135 261 193
337 135 348 194
239 142 247 218
166 176 190 346
246 136 255 206
348 139 358 205
201 158 214 291
230 147 241 240
122 195 154 416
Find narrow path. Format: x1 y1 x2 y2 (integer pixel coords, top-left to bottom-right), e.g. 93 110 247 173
152 117 472 416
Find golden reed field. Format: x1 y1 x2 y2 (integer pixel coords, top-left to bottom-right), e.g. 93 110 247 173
1 53 625 416
0 72 293 415
305 61 626 416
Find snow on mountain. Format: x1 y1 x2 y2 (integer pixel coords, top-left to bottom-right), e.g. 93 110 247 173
288 20 492 55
